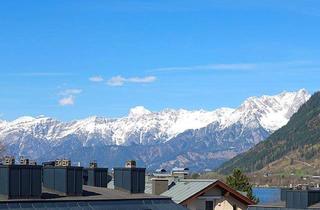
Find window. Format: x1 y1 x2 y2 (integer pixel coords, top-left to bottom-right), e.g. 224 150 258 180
205 201 213 210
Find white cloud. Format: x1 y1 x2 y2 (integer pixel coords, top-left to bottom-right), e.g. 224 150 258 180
127 76 156 83
59 96 75 106
89 76 104 82
8 72 73 77
148 60 319 73
107 75 156 87
58 88 82 106
107 76 126 86
59 88 82 96
150 63 257 73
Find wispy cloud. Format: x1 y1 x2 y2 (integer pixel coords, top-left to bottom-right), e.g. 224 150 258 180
89 76 104 82
107 75 156 86
58 88 82 106
107 76 125 86
127 76 157 83
59 89 82 96
59 96 75 106
8 72 73 77
149 63 257 73
148 60 319 73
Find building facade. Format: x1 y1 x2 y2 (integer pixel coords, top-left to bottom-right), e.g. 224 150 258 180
162 179 255 210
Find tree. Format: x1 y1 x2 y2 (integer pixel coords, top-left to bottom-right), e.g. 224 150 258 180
226 168 259 203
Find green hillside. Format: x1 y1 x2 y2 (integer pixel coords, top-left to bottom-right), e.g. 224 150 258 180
217 92 320 174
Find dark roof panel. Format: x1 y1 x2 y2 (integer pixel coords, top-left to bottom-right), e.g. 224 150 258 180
0 200 187 210
0 185 188 210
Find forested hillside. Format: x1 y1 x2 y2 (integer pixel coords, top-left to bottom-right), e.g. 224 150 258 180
217 92 320 174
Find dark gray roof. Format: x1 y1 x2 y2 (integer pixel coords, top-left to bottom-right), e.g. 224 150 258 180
0 185 167 202
0 185 188 210
249 201 320 209
309 202 320 209
48 185 167 201
107 178 153 194
0 199 187 210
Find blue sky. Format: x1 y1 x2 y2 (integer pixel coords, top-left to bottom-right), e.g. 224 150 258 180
0 0 319 120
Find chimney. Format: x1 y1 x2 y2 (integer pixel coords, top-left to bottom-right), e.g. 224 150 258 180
0 159 42 199
284 189 320 209
89 161 97 168
84 161 108 187
29 160 37 166
20 156 29 165
55 159 71 167
151 178 168 195
114 160 145 193
43 159 83 196
3 156 15 165
171 167 189 179
125 160 136 168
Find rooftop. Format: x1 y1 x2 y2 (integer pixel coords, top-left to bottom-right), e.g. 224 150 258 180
0 185 167 203
162 179 255 206
249 201 320 209
161 179 217 204
0 186 188 210
248 189 320 210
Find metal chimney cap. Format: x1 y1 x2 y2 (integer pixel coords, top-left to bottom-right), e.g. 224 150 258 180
125 160 136 168
3 156 15 165
89 161 98 168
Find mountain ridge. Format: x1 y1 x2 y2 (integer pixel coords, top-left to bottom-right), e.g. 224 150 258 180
216 91 320 174
0 89 311 171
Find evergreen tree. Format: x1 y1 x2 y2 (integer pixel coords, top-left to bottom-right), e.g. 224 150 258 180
226 168 259 203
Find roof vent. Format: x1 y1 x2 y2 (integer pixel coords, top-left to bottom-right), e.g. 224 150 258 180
125 160 136 168
55 159 71 167
89 161 97 168
20 156 29 165
29 160 37 166
3 156 15 165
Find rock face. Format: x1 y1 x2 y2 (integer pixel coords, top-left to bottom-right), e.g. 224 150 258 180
0 89 310 171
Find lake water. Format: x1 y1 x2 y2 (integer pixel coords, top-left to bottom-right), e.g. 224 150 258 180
253 187 281 204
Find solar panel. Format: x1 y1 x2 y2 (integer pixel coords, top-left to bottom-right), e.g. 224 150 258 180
0 199 188 210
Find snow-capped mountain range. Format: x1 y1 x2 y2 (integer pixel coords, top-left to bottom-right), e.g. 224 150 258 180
0 89 311 171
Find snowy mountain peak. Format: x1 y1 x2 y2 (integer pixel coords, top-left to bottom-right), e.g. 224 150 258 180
128 106 152 117
225 89 310 131
0 89 311 147
12 116 36 123
0 89 312 171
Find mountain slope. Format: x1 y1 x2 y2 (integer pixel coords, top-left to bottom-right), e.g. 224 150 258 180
0 107 235 146
0 89 310 171
217 91 320 174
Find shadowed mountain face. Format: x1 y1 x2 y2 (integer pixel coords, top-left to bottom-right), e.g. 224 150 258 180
217 92 320 174
0 90 310 171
